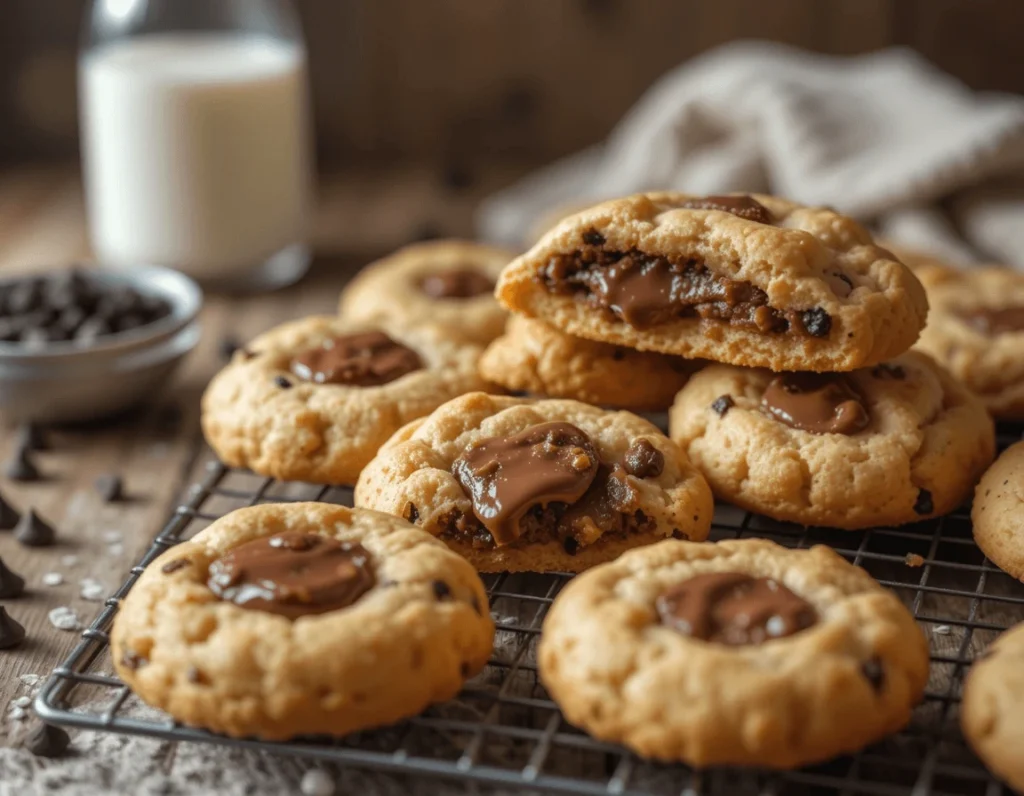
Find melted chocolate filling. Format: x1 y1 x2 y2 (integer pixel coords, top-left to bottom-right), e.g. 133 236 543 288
761 373 869 435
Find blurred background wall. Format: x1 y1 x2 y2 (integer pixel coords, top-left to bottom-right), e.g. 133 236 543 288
2 0 1023 171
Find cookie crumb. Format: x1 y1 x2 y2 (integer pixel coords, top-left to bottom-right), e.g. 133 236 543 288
47 606 81 632
60 554 79 567
300 769 335 796
41 572 64 587
8 706 26 721
12 696 31 709
18 674 41 687
904 553 925 568
80 578 104 601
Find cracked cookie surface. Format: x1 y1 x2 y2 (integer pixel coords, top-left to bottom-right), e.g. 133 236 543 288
972 440 1024 579
111 503 494 740
201 315 491 485
914 265 1024 420
354 392 713 573
478 316 696 410
497 192 928 372
339 239 516 346
669 350 994 529
538 538 929 768
961 623 1024 793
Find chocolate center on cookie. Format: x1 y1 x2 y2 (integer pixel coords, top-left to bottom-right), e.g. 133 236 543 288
419 269 494 299
678 194 774 224
957 306 1024 336
656 572 817 645
290 331 422 386
761 373 869 435
207 532 374 618
537 228 831 337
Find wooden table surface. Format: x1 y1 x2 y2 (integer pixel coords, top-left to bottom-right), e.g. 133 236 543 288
0 163 521 744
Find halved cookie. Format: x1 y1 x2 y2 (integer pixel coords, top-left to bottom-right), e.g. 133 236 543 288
669 350 995 529
201 315 491 484
478 316 696 410
355 392 713 573
340 239 515 346
112 503 494 740
497 193 928 372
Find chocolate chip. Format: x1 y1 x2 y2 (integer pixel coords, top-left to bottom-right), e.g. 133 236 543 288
582 229 606 246
403 503 420 524
623 439 664 479
94 474 124 503
801 308 832 338
121 649 147 670
0 490 20 530
161 558 190 574
432 580 452 600
219 335 241 361
0 558 25 598
5 448 40 482
16 423 48 452
73 316 110 344
711 395 735 416
0 607 26 649
24 722 71 757
861 658 885 692
563 536 579 555
274 375 292 389
14 508 56 547
913 489 933 516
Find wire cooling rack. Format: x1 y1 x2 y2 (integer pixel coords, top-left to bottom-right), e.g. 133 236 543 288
36 422 1024 796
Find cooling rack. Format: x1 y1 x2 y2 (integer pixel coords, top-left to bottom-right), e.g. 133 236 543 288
36 422 1024 796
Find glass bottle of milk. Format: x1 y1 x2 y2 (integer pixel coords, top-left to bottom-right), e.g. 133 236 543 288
80 0 312 291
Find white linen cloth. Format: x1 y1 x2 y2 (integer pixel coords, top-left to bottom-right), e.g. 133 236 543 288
477 42 1024 269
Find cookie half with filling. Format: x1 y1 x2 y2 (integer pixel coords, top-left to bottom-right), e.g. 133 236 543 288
669 350 994 529
111 503 494 740
339 239 515 346
355 392 713 573
497 192 928 372
201 315 491 484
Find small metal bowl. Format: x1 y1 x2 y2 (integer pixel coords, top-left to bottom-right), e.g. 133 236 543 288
0 265 202 424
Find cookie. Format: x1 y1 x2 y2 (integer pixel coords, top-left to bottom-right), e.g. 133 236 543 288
972 440 1024 578
339 240 515 346
478 316 696 410
961 623 1024 793
497 192 928 372
669 350 995 529
201 315 490 485
354 392 713 573
914 265 1024 420
538 538 929 768
111 502 494 740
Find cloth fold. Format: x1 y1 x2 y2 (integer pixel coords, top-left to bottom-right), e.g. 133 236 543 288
478 41 1024 269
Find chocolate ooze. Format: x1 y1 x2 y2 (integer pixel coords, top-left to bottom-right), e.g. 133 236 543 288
419 269 494 299
290 330 422 386
761 373 869 435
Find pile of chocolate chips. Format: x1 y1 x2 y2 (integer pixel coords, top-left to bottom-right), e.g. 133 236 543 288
0 269 172 347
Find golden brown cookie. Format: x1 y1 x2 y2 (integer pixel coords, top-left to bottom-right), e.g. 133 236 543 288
354 392 713 573
538 538 929 768
201 315 490 485
111 503 494 740
478 316 696 410
972 440 1024 579
339 239 515 346
669 350 995 529
497 192 928 372
914 265 1024 420
961 623 1024 793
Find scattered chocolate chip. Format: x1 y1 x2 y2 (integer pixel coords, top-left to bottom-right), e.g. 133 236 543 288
623 438 664 479
161 558 191 574
913 489 934 516
432 580 452 600
0 557 25 598
403 503 420 524
24 721 71 757
871 363 906 380
470 594 482 615
16 423 48 452
562 536 579 556
5 448 40 482
801 308 832 338
582 229 606 246
460 661 471 678
0 490 20 530
0 607 27 649
219 335 241 361
711 395 735 417
121 649 147 670
671 529 689 540
274 375 292 389
441 162 474 191
94 474 124 503
14 508 56 547
861 658 885 692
